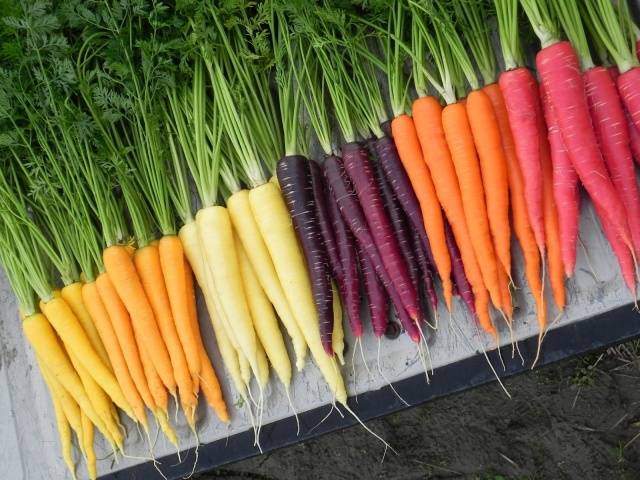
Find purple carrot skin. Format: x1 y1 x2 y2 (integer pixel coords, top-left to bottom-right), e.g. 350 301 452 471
323 154 421 342
372 151 420 289
309 160 343 282
411 224 438 313
444 220 476 318
357 245 388 337
277 155 334 355
325 177 362 337
537 41 633 248
540 84 580 277
584 66 640 257
341 142 420 320
374 135 436 269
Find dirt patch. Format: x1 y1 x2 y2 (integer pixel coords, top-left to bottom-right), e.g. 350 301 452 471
198 345 640 480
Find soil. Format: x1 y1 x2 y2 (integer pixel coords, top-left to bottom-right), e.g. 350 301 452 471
197 343 640 480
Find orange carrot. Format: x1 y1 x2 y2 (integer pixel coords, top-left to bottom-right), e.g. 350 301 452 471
95 272 156 415
410 97 494 335
468 88 511 280
497 266 513 320
441 102 503 311
539 115 566 311
388 114 453 309
103 245 175 394
184 257 228 422
158 235 201 393
483 84 547 330
134 244 196 413
82 281 148 429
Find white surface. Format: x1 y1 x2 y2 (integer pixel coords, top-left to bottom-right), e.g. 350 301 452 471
0 200 636 480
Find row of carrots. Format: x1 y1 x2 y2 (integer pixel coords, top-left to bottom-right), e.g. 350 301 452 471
1 0 640 477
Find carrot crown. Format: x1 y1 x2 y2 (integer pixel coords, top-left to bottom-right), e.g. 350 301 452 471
583 0 639 73
520 0 561 48
454 0 497 85
495 0 525 70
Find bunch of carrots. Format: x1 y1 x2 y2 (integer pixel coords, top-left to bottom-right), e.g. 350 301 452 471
1 0 640 477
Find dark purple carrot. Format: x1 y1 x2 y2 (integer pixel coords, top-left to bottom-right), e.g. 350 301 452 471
372 152 420 288
373 135 436 269
323 154 420 342
411 225 438 313
341 142 420 321
357 245 388 337
317 160 362 337
277 155 334 355
444 220 476 318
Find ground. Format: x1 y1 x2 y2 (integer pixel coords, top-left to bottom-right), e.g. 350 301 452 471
197 341 640 480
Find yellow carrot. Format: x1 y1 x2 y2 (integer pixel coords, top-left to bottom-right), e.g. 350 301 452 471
331 283 345 366
227 190 307 370
81 413 97 480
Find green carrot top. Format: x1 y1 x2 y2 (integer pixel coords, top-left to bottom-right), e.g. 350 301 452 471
553 0 595 71
520 0 561 48
495 0 526 70
454 0 497 85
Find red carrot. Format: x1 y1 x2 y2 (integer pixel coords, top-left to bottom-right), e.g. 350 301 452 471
358 245 388 337
342 142 420 321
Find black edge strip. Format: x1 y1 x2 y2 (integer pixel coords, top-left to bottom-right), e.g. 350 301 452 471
101 303 640 479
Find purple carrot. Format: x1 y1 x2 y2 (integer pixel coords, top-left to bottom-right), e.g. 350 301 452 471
277 155 334 355
411 225 438 313
372 150 420 288
357 244 388 337
373 135 436 269
324 154 421 342
444 219 476 317
326 184 361 336
341 142 420 321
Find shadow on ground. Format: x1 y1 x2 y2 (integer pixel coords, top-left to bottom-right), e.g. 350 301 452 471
197 341 640 480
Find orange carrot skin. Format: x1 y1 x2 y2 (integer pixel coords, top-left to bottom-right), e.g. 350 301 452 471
499 67 546 252
411 97 494 334
389 114 453 309
82 281 148 428
442 102 502 311
468 88 511 280
134 244 196 409
539 115 566 311
483 86 546 329
184 259 228 421
95 272 156 411
159 235 201 392
103 245 176 394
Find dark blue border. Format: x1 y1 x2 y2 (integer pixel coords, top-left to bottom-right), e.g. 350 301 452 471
101 303 640 479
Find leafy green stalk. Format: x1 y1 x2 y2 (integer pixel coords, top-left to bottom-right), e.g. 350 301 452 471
495 0 525 70
553 0 594 70
583 0 639 73
386 0 411 117
454 0 497 85
520 0 561 48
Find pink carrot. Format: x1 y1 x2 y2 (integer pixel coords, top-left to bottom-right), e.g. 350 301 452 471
584 66 640 257
540 84 580 277
537 41 632 250
617 67 640 134
499 67 545 253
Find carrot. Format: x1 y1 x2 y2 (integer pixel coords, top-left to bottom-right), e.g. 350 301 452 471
483 83 546 329
41 367 77 480
95 272 156 423
60 282 111 371
81 413 97 480
183 259 228 422
82 281 148 429
103 245 176 394
467 88 511 280
540 85 580 277
388 115 453 309
22 313 105 433
39 296 134 420
134 244 196 414
410 98 493 333
158 234 201 392
442 102 503 311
